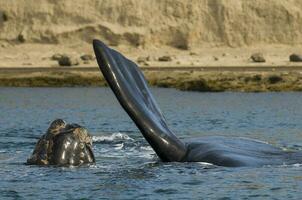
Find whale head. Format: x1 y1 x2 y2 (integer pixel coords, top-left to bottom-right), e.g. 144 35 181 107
27 119 95 166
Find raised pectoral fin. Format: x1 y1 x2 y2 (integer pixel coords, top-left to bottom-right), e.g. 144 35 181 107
93 40 186 161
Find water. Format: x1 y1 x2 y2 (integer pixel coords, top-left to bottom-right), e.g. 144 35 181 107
1 87 302 199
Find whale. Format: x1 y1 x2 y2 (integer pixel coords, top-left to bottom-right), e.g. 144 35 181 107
27 119 95 166
93 39 302 167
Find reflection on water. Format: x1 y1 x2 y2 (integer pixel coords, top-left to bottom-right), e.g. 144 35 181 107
1 87 302 199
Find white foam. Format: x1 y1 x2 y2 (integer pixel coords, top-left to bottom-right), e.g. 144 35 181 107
280 163 302 168
92 132 134 142
114 143 124 150
140 146 153 151
197 162 214 166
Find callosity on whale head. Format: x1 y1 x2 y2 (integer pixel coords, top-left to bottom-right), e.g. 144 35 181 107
27 119 95 166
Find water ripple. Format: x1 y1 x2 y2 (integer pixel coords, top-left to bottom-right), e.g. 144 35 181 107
1 88 302 199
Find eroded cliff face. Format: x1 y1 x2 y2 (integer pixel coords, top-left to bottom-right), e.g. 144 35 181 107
0 0 302 49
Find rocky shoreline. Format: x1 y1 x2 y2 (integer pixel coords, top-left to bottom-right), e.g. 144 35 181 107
147 71 302 92
1 41 302 93
1 69 302 92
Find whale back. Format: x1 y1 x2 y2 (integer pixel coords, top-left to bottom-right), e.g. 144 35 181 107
184 136 299 166
93 40 186 161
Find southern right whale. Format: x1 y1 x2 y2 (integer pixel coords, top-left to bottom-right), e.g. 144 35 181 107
93 39 302 167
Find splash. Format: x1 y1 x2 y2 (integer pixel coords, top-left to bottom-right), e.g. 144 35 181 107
92 133 134 142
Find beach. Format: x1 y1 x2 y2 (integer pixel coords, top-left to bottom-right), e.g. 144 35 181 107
1 43 302 91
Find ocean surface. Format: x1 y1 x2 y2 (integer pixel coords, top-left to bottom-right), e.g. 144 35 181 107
1 87 302 199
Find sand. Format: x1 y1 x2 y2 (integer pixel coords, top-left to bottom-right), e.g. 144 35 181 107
1 42 302 68
1 42 302 91
1 0 302 91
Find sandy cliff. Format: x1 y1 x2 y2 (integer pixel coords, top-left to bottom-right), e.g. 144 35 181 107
1 0 302 90
1 0 302 49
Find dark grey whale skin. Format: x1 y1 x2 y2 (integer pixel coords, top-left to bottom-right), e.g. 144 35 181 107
51 130 95 165
27 120 95 166
93 39 302 167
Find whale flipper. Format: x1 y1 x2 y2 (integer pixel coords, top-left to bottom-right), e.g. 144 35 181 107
93 39 302 167
93 40 186 161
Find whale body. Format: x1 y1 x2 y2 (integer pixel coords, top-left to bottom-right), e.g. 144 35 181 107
93 39 302 167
